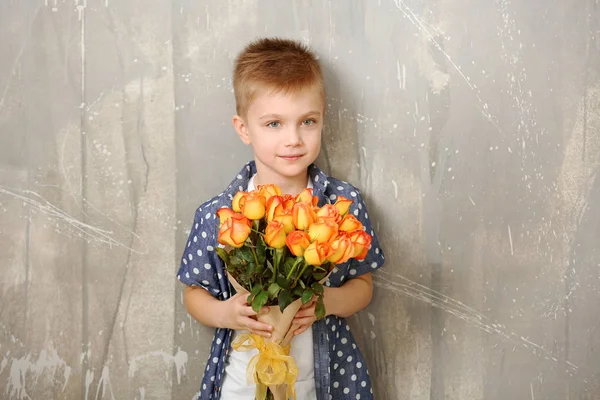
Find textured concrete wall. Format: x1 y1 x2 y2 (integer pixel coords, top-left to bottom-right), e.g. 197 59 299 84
1 1 599 399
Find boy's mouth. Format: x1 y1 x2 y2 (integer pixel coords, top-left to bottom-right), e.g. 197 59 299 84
279 154 304 161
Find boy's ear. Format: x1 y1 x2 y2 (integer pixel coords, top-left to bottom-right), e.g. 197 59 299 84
233 115 251 145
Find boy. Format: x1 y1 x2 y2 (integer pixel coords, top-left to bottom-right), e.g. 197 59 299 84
177 38 385 400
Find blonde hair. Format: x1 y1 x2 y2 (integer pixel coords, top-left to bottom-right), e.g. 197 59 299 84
233 38 325 117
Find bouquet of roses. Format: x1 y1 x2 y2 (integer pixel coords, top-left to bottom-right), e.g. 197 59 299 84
215 184 372 400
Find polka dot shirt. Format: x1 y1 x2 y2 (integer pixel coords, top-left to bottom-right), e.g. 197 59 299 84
177 161 385 400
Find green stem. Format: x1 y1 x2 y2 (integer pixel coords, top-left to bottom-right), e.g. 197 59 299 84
250 220 262 284
272 248 285 283
250 246 260 269
251 219 262 235
293 260 310 286
286 257 304 281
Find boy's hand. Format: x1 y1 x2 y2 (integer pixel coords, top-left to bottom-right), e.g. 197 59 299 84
292 296 318 336
221 293 273 338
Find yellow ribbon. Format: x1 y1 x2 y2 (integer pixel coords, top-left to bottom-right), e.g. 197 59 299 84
232 333 298 400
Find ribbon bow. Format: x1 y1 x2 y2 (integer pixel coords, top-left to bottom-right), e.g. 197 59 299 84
232 333 298 400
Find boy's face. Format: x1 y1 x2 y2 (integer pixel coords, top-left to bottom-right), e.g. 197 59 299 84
233 85 324 185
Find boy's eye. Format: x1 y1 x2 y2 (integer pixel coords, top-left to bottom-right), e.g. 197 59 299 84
302 119 316 126
266 121 281 128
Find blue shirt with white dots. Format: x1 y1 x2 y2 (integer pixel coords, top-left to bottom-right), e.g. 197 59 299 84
177 160 385 400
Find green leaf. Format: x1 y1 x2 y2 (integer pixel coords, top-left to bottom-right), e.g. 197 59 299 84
238 274 251 289
266 260 274 274
292 285 304 297
256 237 267 266
299 280 306 289
267 282 281 299
301 267 312 280
315 295 326 320
283 258 295 275
301 288 314 304
252 290 269 313
215 247 229 264
312 269 328 281
277 276 290 290
237 247 254 263
247 262 257 276
278 289 293 313
247 284 261 304
254 259 265 275
229 255 243 267
311 283 324 296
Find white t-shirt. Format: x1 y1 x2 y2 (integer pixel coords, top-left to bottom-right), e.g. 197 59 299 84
219 175 317 400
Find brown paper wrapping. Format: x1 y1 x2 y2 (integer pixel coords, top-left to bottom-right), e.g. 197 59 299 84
227 271 329 400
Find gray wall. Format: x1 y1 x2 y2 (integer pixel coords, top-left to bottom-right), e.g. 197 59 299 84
1 1 599 399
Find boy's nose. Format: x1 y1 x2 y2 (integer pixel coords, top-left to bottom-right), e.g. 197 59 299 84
285 127 302 146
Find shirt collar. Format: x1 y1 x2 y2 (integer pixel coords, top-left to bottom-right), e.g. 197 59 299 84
224 160 330 204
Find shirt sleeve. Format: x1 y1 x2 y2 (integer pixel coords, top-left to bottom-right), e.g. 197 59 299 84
345 189 385 278
176 206 229 299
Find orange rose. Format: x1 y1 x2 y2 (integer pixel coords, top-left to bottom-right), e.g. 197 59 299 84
295 188 314 204
258 184 282 202
308 217 338 244
316 204 341 223
241 192 266 220
303 240 333 266
296 188 318 206
348 230 372 260
273 209 294 234
266 195 284 222
328 233 355 264
292 202 315 231
216 208 236 225
334 196 353 216
217 214 252 248
282 194 296 211
286 230 311 257
232 191 248 213
264 220 287 249
338 214 363 232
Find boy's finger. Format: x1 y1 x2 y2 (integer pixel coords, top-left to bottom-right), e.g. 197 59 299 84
294 325 307 336
243 306 270 316
242 308 257 317
242 306 258 316
300 301 315 310
293 316 315 326
248 320 273 335
295 307 315 318
249 329 272 338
